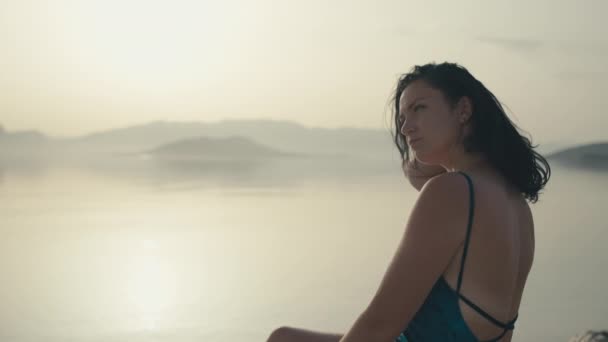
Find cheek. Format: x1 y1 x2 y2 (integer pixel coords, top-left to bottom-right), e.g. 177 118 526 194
420 114 447 137
421 115 459 147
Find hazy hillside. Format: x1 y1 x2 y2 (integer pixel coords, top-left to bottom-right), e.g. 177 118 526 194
0 120 397 168
547 142 608 170
68 120 396 160
0 129 49 145
0 129 54 160
534 141 577 156
147 136 300 161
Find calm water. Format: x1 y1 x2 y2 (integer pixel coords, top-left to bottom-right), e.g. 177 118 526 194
0 158 606 341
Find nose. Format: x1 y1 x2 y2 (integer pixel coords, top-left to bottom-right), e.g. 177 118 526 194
400 119 415 137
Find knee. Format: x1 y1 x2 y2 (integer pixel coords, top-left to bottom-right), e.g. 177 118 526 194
266 326 295 342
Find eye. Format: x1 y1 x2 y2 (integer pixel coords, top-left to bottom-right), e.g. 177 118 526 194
398 115 405 125
414 104 425 112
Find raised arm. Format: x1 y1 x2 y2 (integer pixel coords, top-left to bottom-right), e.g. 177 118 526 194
402 157 447 191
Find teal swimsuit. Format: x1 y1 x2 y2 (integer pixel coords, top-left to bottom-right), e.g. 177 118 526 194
396 171 518 341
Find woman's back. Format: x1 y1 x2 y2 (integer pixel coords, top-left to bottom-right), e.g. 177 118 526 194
439 171 535 341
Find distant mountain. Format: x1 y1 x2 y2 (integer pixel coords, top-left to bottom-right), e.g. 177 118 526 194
67 120 397 160
0 129 53 159
147 135 300 161
547 142 608 170
0 120 399 164
534 141 576 156
0 130 49 145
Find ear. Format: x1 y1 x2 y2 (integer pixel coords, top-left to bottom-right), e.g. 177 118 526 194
457 96 473 123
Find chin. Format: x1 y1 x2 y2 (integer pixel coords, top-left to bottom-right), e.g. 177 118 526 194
415 150 442 166
416 158 432 165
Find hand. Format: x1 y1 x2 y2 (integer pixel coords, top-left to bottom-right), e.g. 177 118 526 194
402 155 447 191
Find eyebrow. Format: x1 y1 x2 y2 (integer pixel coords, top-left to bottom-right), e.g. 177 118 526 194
399 96 428 115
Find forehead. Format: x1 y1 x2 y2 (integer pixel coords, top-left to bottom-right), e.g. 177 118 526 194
399 80 440 110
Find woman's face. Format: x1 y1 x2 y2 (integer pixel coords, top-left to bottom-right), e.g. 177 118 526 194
398 79 465 165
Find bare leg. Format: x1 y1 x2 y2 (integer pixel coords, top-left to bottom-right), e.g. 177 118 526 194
266 326 343 342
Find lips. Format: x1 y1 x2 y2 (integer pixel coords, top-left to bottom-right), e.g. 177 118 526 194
408 138 422 145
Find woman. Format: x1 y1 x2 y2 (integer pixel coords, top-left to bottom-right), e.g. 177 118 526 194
266 62 551 342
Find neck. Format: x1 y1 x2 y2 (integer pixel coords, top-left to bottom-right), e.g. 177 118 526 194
441 146 492 174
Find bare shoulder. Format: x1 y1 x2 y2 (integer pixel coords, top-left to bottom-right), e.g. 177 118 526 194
421 170 469 190
407 172 473 238
418 171 472 202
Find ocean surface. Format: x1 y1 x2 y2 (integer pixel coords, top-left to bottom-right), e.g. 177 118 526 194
0 157 606 341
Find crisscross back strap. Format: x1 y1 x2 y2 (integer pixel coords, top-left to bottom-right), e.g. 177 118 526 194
453 171 519 340
458 293 518 330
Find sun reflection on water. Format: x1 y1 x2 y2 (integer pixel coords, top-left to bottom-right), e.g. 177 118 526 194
125 239 177 331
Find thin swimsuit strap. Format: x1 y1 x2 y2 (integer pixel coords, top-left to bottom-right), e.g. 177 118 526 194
455 171 518 341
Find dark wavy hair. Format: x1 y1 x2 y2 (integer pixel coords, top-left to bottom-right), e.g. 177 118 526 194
390 62 551 203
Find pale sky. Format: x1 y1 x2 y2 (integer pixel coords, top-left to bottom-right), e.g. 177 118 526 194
1 0 607 145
